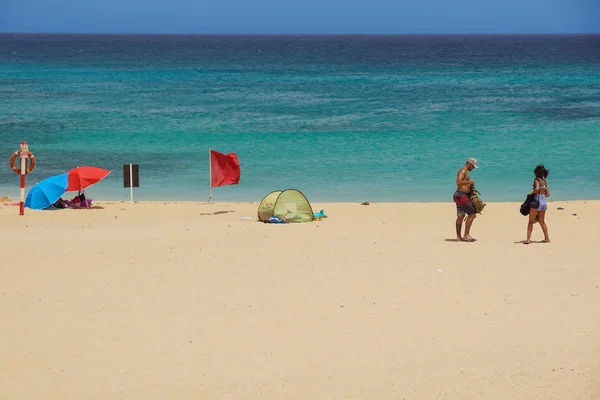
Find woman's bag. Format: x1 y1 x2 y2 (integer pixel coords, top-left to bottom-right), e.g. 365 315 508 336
520 194 534 215
521 178 542 215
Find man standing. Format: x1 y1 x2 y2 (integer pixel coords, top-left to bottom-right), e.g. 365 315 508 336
454 157 478 242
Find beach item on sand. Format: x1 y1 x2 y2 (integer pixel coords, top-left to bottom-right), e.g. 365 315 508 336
25 166 108 210
46 194 93 210
67 166 111 191
268 215 288 223
25 173 69 210
68 191 93 208
468 185 486 214
313 209 328 220
258 189 314 223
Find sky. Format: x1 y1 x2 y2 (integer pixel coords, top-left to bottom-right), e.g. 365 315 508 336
0 0 599 34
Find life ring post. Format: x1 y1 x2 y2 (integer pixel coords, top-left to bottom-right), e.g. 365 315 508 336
19 142 30 215
9 141 35 215
9 141 36 214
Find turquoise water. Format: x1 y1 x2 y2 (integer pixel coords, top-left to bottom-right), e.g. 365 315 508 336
1 35 599 202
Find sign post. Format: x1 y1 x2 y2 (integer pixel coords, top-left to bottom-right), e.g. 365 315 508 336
123 164 139 207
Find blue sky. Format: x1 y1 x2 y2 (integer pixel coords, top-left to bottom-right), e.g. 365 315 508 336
1 0 598 34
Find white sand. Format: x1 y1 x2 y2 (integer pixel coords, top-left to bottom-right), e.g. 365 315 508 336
1 200 599 399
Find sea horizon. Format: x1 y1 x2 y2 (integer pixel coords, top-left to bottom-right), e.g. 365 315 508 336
2 32 599 36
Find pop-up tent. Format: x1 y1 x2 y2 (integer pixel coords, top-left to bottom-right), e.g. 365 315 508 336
258 189 314 223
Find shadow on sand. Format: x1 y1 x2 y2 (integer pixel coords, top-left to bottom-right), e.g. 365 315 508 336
199 210 235 216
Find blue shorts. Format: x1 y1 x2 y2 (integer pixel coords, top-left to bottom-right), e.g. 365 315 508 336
533 194 548 211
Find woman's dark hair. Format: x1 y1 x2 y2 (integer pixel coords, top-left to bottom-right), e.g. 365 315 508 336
534 164 549 179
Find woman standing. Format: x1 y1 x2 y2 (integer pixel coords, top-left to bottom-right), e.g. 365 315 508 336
524 165 550 244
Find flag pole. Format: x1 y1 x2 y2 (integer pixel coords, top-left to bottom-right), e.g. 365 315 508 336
208 149 212 215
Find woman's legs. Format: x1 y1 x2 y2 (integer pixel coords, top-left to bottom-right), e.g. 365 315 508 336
524 208 538 244
537 210 550 242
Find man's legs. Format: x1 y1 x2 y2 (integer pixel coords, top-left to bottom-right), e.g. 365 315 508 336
455 215 465 241
455 196 476 242
463 214 476 241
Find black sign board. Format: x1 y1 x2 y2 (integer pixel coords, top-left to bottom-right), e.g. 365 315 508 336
123 164 139 188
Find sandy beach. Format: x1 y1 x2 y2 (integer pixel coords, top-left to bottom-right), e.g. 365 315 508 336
1 200 599 399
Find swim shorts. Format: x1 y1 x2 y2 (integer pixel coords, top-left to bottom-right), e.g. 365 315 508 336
454 191 476 216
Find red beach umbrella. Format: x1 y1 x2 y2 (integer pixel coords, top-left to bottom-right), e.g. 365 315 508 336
67 166 111 191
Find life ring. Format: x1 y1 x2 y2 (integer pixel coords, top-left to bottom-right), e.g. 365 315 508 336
9 151 36 174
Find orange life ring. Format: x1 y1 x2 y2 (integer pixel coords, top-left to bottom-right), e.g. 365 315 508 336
9 151 36 174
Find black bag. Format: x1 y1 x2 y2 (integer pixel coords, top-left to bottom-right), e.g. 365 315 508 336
520 194 534 216
520 178 543 215
530 197 540 210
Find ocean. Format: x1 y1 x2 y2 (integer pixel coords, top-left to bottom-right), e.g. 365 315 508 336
1 34 599 203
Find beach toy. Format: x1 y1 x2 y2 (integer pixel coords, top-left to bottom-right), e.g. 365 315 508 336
313 209 328 219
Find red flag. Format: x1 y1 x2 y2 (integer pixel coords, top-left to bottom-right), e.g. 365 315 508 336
210 150 240 188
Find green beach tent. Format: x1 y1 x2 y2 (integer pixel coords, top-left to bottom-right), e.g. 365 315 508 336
257 189 314 223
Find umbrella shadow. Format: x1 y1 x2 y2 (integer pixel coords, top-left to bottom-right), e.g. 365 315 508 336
69 205 106 210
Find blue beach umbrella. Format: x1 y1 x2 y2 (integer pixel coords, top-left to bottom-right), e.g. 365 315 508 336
25 173 69 210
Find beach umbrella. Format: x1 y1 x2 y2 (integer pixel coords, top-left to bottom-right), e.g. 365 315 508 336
24 173 68 210
67 166 111 192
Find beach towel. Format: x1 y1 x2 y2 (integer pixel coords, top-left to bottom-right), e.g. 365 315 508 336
69 199 93 208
